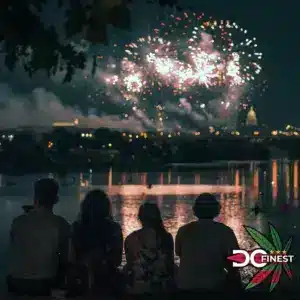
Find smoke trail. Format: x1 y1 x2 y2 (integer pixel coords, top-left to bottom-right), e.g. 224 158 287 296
0 84 146 131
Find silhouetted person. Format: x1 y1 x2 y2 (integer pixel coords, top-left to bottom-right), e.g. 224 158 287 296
124 201 174 294
7 178 70 296
175 193 242 292
70 190 123 296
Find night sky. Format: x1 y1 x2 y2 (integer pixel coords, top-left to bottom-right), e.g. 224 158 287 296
180 0 299 127
0 0 299 128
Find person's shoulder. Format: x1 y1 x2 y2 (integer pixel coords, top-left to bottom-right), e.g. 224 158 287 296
70 220 82 238
177 221 198 234
112 221 123 238
11 213 27 227
71 220 79 230
164 231 174 243
53 214 69 224
110 219 121 229
126 228 141 238
214 221 235 235
125 228 142 243
53 214 71 230
108 219 121 234
166 231 173 239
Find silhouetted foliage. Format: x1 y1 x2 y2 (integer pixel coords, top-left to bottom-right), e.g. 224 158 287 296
1 0 86 82
0 0 178 82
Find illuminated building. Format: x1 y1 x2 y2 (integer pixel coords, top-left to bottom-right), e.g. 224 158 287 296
246 106 258 126
156 105 164 132
52 118 79 127
52 122 75 127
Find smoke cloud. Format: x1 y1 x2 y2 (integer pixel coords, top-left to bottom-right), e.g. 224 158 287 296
0 84 146 131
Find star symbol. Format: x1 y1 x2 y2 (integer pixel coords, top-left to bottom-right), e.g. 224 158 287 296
276 251 281 254
282 251 287 255
270 250 274 254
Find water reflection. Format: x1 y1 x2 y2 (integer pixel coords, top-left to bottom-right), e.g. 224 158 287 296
120 195 141 238
294 161 299 206
252 167 259 200
219 193 254 250
272 160 278 204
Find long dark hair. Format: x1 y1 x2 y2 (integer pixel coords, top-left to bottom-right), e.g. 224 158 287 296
79 189 112 225
138 202 166 232
74 190 114 249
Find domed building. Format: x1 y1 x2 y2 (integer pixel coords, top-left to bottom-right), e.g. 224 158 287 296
246 106 258 126
237 106 264 136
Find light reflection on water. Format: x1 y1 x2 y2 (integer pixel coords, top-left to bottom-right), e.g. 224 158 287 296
0 160 299 284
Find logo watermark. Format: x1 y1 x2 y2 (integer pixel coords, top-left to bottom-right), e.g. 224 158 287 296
227 222 294 291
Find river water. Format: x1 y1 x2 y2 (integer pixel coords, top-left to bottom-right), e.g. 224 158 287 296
0 160 299 289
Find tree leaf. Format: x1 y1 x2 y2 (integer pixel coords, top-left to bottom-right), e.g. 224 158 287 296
246 264 276 290
269 264 282 291
244 226 275 252
269 223 282 251
283 263 292 279
283 237 292 253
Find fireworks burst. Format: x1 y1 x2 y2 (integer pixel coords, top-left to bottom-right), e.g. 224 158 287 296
103 12 264 129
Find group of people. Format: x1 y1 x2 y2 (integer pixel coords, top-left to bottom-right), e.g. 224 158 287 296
7 178 242 297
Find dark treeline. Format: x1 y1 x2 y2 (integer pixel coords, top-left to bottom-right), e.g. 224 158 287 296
1 127 294 173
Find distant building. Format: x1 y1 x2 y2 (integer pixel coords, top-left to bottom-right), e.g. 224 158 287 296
52 122 75 127
237 106 261 136
52 119 78 128
156 106 164 131
246 106 258 126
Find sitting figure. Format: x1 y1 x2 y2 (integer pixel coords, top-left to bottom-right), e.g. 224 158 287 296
70 189 123 296
124 201 175 294
7 178 70 296
175 193 242 292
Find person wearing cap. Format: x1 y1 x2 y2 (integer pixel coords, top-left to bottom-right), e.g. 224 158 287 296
175 193 242 292
7 178 71 296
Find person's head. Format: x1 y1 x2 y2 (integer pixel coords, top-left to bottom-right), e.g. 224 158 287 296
80 189 112 224
34 178 59 209
138 201 165 231
193 193 220 219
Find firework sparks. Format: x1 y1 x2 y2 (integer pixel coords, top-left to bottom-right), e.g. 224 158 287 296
103 11 264 129
123 73 144 93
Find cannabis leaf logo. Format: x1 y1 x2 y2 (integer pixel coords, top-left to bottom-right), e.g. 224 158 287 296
243 222 293 291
